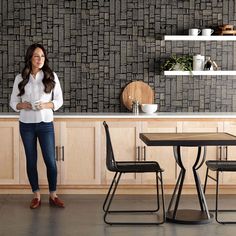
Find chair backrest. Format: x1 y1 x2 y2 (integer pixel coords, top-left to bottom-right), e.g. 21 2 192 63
103 121 117 171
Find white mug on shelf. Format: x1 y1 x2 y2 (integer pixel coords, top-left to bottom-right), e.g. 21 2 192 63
189 28 201 36
202 28 214 36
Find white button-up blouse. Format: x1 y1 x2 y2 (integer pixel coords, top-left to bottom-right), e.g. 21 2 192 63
10 70 63 123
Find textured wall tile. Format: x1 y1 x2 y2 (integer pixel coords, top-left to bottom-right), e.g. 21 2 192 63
1 0 236 112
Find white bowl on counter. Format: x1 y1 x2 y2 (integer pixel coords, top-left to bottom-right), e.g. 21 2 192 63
141 104 158 114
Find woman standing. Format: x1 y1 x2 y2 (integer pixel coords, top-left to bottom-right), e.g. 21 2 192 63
10 43 64 209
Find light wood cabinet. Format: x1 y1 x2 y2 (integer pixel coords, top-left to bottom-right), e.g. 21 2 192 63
181 121 223 184
101 121 142 184
20 120 101 187
222 121 236 184
19 121 60 185
141 121 179 184
0 121 20 184
2 117 236 194
101 120 180 186
59 121 101 185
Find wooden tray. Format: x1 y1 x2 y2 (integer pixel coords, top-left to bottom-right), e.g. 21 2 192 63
218 24 234 31
121 81 154 111
218 30 236 35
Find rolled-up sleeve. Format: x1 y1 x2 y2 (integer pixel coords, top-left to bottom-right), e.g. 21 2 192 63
10 75 22 112
52 73 63 111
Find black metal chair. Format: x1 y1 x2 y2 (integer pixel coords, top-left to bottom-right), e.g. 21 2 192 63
204 160 236 224
102 121 166 225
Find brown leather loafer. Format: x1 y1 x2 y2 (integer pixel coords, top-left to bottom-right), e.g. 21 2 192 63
30 198 41 209
49 197 65 208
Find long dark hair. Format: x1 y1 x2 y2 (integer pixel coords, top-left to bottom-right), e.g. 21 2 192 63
18 43 55 96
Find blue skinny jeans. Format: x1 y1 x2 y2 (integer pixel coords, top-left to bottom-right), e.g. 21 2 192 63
19 121 57 193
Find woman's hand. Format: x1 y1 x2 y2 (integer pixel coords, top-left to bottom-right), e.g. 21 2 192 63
16 101 54 110
16 102 32 110
35 101 54 110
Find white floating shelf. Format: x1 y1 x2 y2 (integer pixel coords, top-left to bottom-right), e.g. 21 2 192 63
164 35 236 41
164 71 236 76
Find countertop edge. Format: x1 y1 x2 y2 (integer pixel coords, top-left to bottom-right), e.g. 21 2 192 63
2 112 236 119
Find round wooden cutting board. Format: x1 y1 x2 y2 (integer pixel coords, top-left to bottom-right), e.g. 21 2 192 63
121 81 154 111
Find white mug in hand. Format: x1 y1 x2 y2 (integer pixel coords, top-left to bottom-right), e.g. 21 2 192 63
31 100 41 110
189 28 201 36
202 28 214 36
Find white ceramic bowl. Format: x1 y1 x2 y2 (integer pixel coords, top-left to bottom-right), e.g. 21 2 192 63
141 104 158 114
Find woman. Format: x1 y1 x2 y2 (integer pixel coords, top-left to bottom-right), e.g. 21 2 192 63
10 43 64 209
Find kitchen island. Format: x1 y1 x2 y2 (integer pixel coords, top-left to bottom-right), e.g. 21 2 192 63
1 112 236 194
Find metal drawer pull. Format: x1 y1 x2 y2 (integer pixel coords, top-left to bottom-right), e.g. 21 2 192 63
55 146 59 161
137 146 141 161
219 146 222 160
61 146 65 161
143 146 146 161
224 146 228 160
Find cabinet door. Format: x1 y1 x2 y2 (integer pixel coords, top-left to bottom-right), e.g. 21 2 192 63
222 121 236 184
59 121 101 185
0 121 19 184
181 121 222 184
141 121 179 184
101 121 142 185
19 121 60 185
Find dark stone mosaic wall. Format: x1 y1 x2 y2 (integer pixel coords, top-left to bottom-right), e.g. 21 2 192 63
1 0 236 112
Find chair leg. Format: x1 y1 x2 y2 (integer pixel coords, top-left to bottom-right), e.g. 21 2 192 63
103 171 166 225
154 171 166 224
159 171 166 224
103 172 119 212
156 172 160 212
214 171 236 224
203 167 209 194
204 166 236 224
215 170 219 223
103 172 122 224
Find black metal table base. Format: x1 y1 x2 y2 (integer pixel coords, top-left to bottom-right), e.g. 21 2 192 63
167 146 212 224
166 210 213 224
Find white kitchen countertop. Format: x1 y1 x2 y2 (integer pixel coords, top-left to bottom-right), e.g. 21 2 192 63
2 112 236 119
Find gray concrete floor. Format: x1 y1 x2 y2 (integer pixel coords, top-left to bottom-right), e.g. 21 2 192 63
0 194 236 236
